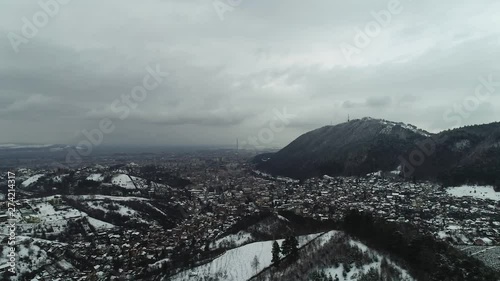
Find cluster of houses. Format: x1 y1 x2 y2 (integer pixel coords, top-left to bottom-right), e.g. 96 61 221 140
1 151 499 279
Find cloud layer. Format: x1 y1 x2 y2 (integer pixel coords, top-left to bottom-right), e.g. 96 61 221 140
1 0 500 147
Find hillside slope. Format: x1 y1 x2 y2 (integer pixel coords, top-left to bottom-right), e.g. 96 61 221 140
255 118 500 187
167 230 416 281
169 232 327 281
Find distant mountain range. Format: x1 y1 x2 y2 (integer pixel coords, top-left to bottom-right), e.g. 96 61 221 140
255 117 500 188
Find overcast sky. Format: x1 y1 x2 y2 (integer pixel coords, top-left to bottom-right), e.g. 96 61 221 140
1 0 500 148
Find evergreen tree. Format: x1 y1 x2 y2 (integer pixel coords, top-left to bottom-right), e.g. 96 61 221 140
289 236 299 259
281 237 291 256
271 241 281 265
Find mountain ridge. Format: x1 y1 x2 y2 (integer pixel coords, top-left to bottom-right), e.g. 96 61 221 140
255 118 500 187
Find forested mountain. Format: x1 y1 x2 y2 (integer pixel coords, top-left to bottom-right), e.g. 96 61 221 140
255 118 500 189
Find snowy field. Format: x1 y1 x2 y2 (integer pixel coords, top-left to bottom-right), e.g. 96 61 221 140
21 174 45 187
0 237 49 276
447 185 500 201
171 232 325 281
111 174 148 189
112 174 137 189
34 200 114 232
172 230 414 281
0 196 114 236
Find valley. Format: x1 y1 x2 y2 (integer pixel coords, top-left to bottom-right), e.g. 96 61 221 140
0 146 499 280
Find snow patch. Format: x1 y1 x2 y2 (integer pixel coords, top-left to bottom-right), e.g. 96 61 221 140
87 173 104 182
211 231 254 250
21 174 44 187
447 185 500 201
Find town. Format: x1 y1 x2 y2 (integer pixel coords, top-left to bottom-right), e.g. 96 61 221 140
1 150 499 279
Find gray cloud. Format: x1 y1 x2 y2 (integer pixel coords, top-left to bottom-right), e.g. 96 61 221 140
366 96 392 108
0 0 499 147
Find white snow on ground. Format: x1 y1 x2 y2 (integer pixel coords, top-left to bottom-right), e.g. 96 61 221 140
0 196 116 236
447 185 500 201
111 174 148 189
437 231 448 239
171 232 323 281
87 173 104 182
390 165 402 175
378 119 431 137
367 171 382 177
132 176 151 189
211 231 254 250
322 236 414 281
73 195 149 201
15 235 68 246
85 201 108 213
173 231 412 281
29 201 102 234
116 204 138 216
112 174 136 189
314 230 341 247
149 257 171 270
53 175 62 183
0 240 48 276
21 174 44 187
57 260 74 271
349 239 369 252
87 217 115 229
277 215 289 222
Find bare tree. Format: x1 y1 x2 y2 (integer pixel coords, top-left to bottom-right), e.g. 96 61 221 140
251 255 260 274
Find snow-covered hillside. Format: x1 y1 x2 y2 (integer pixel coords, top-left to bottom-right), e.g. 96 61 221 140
169 230 415 281
316 240 414 281
112 174 138 189
0 196 114 237
111 174 152 189
210 231 254 250
253 231 415 281
170 232 324 281
0 237 51 277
